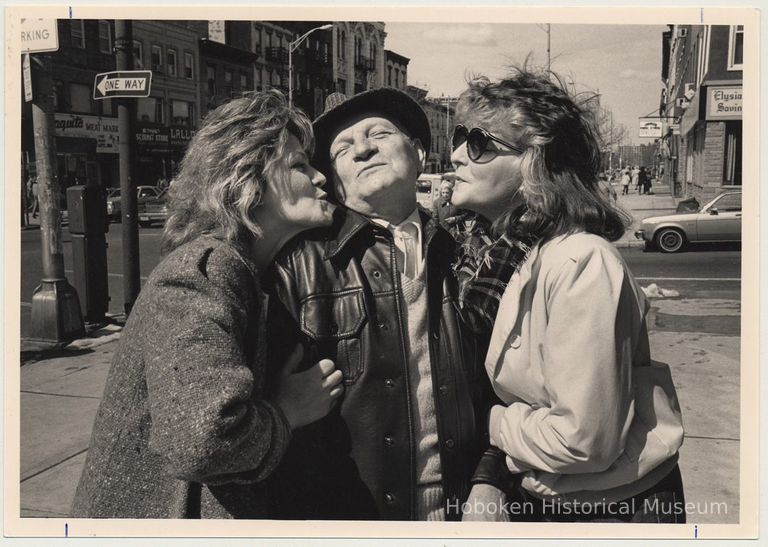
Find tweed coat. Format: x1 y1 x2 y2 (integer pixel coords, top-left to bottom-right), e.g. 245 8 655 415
70 236 292 518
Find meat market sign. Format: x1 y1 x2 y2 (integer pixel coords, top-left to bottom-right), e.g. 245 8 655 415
54 113 118 154
706 86 742 120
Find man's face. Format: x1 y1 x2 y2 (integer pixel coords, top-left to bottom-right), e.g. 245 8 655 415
328 115 425 218
440 187 453 201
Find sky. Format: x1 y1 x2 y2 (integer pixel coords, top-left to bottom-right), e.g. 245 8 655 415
385 23 668 145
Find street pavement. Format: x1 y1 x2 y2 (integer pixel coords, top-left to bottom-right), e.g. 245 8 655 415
17 182 742 524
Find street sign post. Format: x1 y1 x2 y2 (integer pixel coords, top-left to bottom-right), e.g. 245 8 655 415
23 54 33 102
20 18 59 53
93 71 152 100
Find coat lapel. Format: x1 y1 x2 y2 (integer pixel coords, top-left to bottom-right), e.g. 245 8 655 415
484 242 540 381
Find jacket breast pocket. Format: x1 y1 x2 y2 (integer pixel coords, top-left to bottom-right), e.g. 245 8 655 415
300 288 367 385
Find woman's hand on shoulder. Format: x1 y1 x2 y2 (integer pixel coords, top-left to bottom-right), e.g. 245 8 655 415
271 345 344 430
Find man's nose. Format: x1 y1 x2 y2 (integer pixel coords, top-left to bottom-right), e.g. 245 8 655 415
352 136 376 160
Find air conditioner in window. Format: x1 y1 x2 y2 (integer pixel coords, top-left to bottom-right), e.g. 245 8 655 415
677 28 688 38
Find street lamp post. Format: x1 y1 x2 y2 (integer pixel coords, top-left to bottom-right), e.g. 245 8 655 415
288 24 333 105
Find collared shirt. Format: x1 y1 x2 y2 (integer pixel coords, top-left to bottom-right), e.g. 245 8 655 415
372 208 423 279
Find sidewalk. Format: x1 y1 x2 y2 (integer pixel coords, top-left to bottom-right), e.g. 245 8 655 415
613 179 679 248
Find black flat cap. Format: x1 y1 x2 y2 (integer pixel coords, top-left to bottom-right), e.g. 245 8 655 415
312 87 431 188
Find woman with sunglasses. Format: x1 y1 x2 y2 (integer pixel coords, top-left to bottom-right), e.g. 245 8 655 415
451 68 685 523
71 91 344 518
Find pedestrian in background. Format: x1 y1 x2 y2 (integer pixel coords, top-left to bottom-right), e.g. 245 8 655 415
640 166 652 195
30 177 39 218
620 168 631 195
632 165 641 194
71 90 343 519
433 179 465 235
450 66 685 523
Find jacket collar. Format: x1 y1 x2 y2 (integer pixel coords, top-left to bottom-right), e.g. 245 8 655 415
326 204 448 259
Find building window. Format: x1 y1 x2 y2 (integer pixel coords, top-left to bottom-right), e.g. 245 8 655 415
98 20 111 54
240 72 247 90
172 100 194 126
339 30 346 59
53 80 64 111
151 45 163 72
137 97 163 123
133 40 144 68
728 25 744 70
69 83 92 113
254 69 262 91
184 52 194 79
167 49 177 77
207 65 216 96
70 20 85 49
387 66 392 86
723 121 742 185
224 69 232 84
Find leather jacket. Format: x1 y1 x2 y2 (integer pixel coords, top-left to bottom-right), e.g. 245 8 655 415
262 206 502 520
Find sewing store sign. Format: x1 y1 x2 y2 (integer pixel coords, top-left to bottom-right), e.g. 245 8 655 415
706 86 742 120
54 113 118 154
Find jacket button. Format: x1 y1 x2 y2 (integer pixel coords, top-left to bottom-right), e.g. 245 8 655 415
384 378 395 388
439 384 448 395
509 334 521 349
384 492 396 505
378 322 388 330
372 270 382 279
330 323 339 334
444 438 455 449
432 331 439 340
384 435 395 447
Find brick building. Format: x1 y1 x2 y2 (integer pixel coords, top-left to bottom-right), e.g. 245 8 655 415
384 50 409 90
659 24 743 201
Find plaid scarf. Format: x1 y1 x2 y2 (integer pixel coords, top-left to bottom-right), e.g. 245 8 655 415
454 215 538 335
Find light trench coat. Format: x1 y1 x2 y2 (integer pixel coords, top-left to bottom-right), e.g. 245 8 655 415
486 232 678 503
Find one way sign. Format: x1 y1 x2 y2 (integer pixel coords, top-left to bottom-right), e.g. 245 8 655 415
93 71 152 100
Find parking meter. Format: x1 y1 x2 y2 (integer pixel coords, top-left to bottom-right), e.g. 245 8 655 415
67 185 109 323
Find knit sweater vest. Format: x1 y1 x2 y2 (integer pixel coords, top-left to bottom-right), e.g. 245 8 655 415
400 269 445 521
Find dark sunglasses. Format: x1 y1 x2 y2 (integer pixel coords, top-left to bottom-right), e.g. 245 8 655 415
452 124 525 161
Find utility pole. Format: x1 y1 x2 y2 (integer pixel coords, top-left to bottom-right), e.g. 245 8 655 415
115 21 141 315
29 53 85 344
546 24 551 71
609 110 614 171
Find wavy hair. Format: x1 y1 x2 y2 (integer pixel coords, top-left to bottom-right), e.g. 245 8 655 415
455 64 630 242
160 90 314 255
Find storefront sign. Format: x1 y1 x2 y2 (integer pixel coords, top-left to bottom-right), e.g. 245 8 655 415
54 113 118 154
638 118 663 138
136 124 195 152
706 86 742 120
168 126 195 147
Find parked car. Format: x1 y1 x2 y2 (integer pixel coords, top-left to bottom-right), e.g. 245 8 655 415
138 189 169 227
416 174 442 209
106 185 162 222
635 191 742 253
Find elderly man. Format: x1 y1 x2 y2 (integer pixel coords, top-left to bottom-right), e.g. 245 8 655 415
264 88 504 521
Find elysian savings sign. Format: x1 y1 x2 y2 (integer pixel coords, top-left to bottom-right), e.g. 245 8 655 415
707 86 742 120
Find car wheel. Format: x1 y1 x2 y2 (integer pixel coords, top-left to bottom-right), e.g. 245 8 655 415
655 228 685 253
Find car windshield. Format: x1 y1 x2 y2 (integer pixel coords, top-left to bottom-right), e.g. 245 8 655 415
701 193 742 213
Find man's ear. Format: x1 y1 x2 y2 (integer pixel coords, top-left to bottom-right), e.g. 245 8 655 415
411 138 427 175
